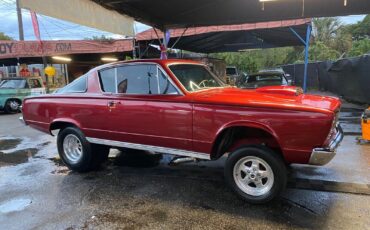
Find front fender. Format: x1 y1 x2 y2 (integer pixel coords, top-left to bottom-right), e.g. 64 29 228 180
213 120 282 150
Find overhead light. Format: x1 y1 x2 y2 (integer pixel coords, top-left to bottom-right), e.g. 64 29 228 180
52 56 72 62
101 57 118 62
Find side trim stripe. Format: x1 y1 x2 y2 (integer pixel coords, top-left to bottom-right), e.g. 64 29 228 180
86 137 210 160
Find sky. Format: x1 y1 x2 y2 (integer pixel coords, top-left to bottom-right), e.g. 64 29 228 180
0 0 366 41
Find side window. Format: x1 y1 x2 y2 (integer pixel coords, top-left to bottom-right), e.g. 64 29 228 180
117 64 158 94
99 64 179 95
28 79 42 88
158 70 178 94
99 68 116 93
56 75 87 94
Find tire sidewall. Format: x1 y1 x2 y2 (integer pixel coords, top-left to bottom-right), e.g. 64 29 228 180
57 127 92 172
4 99 20 114
224 145 287 204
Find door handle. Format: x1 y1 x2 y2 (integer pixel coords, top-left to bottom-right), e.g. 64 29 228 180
108 101 121 107
107 101 121 111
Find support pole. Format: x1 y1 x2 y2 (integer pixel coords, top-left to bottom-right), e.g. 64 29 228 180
161 29 169 59
16 0 24 41
303 24 311 93
289 24 311 92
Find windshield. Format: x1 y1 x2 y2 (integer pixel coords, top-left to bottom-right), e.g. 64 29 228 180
242 74 287 88
0 79 27 89
169 64 224 92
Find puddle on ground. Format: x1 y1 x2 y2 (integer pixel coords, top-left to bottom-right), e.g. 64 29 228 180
0 148 38 167
0 198 31 214
49 156 64 166
48 156 71 175
0 138 22 151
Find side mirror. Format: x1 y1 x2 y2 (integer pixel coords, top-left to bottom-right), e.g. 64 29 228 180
285 74 291 78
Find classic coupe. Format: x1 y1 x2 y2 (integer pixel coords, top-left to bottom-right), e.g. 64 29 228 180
20 59 343 203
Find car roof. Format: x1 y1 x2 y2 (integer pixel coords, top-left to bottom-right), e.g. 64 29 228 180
249 71 284 76
1 77 41 80
92 59 204 72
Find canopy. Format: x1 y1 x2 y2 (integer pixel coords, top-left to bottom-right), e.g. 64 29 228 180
91 0 370 29
136 19 311 53
19 0 134 36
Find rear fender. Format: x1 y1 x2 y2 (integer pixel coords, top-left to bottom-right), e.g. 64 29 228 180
49 118 82 136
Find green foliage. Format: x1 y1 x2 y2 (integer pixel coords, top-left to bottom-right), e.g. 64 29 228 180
312 17 342 43
309 42 340 61
349 39 370 57
84 35 113 41
212 52 258 73
0 32 13 40
211 47 304 73
210 15 370 70
349 15 370 40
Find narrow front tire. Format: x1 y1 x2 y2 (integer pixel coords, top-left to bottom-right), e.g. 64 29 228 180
224 145 287 204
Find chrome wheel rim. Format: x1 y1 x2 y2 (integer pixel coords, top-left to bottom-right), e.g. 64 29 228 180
233 156 274 197
9 101 20 111
63 134 83 164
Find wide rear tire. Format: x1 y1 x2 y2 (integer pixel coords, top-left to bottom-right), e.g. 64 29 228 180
224 145 287 204
57 127 109 172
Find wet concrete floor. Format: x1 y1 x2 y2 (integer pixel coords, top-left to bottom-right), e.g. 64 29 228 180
0 113 369 229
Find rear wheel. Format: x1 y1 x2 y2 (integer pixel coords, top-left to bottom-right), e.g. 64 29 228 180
57 127 109 172
4 99 21 114
224 145 287 204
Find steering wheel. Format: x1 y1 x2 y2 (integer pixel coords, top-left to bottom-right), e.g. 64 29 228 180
198 80 208 88
189 81 201 91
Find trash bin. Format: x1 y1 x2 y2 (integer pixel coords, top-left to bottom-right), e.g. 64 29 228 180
361 108 370 141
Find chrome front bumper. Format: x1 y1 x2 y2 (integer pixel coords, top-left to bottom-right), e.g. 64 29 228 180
309 123 344 166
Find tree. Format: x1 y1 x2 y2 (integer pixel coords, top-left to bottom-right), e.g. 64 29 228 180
348 39 370 57
0 32 13 40
349 15 370 40
84 35 113 41
312 18 342 43
309 42 340 61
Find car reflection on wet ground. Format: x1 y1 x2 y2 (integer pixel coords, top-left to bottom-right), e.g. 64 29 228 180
0 112 369 229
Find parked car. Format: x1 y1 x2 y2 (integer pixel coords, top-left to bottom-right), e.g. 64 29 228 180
226 66 240 84
0 77 45 113
20 59 343 204
259 68 293 85
237 71 290 88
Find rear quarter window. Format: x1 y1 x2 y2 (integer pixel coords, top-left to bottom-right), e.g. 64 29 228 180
56 75 87 94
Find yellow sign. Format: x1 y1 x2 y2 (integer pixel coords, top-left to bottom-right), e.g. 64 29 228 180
44 66 56 77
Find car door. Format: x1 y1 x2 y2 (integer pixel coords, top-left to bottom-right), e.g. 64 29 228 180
98 63 193 152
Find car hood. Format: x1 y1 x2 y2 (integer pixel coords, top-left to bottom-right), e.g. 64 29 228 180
191 86 341 114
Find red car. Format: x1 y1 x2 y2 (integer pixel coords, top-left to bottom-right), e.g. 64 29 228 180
20 59 343 203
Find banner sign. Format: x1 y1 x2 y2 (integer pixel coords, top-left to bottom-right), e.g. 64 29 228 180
0 40 133 59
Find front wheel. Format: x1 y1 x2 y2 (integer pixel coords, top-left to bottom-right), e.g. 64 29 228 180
4 99 21 114
224 146 287 204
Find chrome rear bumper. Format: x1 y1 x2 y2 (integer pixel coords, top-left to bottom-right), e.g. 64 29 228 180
19 116 25 125
309 123 344 166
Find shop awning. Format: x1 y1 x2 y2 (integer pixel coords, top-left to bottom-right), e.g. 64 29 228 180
0 39 133 59
136 19 311 53
91 0 370 29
